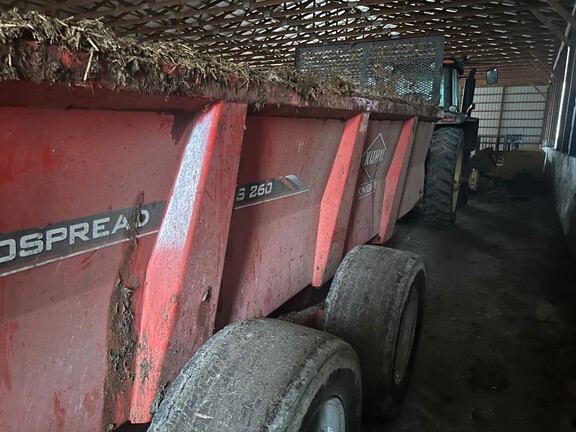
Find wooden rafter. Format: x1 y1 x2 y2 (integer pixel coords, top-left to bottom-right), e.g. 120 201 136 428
546 0 576 28
530 8 572 45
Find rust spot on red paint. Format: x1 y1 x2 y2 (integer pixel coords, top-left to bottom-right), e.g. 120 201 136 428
53 391 66 430
0 321 18 392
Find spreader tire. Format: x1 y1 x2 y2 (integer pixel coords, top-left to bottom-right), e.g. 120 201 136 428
323 246 425 419
149 319 362 432
423 127 464 226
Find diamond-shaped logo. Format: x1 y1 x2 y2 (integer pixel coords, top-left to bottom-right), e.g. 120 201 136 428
361 133 388 180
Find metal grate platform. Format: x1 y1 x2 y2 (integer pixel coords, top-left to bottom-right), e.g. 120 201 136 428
295 35 445 104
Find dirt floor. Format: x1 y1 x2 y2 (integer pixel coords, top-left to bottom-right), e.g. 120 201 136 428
365 182 576 432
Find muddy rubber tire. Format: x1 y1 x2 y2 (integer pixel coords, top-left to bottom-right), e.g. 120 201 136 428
323 246 425 419
149 318 362 432
457 149 472 207
423 127 464 226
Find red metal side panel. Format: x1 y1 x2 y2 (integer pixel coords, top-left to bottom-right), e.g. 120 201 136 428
312 114 369 286
215 117 346 328
397 121 435 218
130 102 247 423
374 117 417 244
0 107 186 431
344 120 407 251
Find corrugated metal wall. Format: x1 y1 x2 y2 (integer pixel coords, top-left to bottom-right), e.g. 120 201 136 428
474 85 548 150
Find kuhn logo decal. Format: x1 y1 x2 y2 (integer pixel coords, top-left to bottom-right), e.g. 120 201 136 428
234 175 308 209
361 133 388 180
0 201 166 277
358 133 388 199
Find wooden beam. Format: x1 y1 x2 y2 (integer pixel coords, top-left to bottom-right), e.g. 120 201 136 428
529 59 553 83
88 0 512 23
115 0 512 30
545 0 576 29
71 0 294 19
143 15 559 47
529 83 548 99
530 50 556 77
138 26 557 62
190 31 553 51
109 2 532 29
530 8 572 45
126 14 556 41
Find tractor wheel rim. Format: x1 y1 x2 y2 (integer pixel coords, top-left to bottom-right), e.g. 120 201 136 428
452 149 463 212
305 397 346 432
394 287 419 385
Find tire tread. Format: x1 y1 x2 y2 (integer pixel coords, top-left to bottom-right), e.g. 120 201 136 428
423 127 464 226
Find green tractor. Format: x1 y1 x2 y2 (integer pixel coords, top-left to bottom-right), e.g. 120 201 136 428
422 58 497 226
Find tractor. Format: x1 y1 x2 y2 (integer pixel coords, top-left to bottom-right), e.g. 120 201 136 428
293 37 497 226
422 57 498 226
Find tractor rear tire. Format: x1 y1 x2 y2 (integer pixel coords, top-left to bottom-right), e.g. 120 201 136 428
423 127 464 226
149 318 362 432
323 246 425 419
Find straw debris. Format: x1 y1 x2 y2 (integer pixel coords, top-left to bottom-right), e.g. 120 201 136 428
0 8 434 108
267 66 357 99
0 8 258 95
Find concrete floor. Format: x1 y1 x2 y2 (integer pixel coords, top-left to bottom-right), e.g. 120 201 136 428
365 185 576 431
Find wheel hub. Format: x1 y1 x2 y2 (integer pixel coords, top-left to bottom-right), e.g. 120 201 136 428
304 397 346 432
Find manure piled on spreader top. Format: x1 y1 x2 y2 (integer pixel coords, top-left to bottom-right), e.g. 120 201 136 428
0 9 432 106
0 9 257 93
0 9 356 100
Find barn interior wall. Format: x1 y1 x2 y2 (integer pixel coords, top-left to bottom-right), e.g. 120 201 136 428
545 149 576 260
544 41 576 260
474 85 548 151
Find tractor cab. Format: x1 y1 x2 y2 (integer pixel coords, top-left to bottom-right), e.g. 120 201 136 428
440 57 465 112
436 57 482 165
439 57 478 121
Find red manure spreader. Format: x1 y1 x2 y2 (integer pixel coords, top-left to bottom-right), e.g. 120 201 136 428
0 12 443 432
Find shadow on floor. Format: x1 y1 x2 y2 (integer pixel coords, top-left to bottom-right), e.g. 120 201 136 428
364 186 576 432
